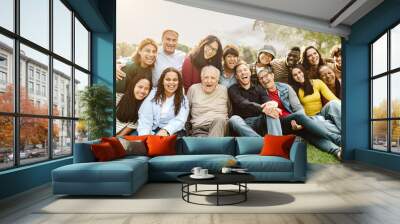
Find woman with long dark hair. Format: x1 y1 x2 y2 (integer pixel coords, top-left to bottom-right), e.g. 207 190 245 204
288 64 343 158
137 67 189 136
301 46 325 79
116 73 152 136
182 35 223 93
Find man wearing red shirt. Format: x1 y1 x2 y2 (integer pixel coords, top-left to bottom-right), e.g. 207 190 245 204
257 69 342 159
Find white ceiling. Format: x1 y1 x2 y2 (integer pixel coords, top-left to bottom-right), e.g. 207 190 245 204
166 0 384 38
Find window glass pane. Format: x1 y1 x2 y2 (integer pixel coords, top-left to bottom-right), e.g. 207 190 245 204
372 76 387 119
372 33 387 76
53 119 72 158
53 0 72 60
20 0 49 49
75 120 88 143
20 117 49 165
391 72 400 118
391 24 400 70
372 121 388 151
20 44 49 115
0 0 14 31
74 69 89 118
392 120 400 153
53 59 72 117
0 35 14 112
0 116 13 170
75 18 89 70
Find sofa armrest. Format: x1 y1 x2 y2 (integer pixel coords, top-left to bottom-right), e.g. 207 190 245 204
73 140 100 163
289 138 307 181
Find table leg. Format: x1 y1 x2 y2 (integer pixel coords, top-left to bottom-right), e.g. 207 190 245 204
217 184 219 206
195 184 197 192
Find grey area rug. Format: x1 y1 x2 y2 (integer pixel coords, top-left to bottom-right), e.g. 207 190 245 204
38 183 361 214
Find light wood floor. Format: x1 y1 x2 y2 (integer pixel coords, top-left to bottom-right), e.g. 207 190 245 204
1 162 400 224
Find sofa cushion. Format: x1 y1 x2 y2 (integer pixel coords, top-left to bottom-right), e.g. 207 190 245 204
74 140 101 163
148 154 235 172
236 155 293 172
52 158 147 183
179 137 235 155
235 137 263 155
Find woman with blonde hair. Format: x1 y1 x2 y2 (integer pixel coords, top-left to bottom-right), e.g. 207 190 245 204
116 38 158 93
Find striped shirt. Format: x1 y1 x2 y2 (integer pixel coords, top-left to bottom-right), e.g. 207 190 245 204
115 93 138 134
270 58 290 84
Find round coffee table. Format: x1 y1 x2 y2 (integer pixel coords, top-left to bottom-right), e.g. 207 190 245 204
177 173 255 206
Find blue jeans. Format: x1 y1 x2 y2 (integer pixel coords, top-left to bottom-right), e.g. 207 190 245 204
228 114 282 137
281 111 341 146
319 100 341 131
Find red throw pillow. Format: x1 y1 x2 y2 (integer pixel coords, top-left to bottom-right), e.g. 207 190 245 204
146 135 177 157
91 142 117 161
101 137 126 158
260 135 296 159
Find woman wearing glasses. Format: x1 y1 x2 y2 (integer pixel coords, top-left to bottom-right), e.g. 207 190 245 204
182 35 223 93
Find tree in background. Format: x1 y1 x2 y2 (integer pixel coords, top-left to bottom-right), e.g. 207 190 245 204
253 21 341 59
0 85 59 151
239 45 257 64
372 99 400 144
116 42 136 59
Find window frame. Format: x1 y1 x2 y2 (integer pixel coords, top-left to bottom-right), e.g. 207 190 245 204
370 20 400 154
0 0 92 171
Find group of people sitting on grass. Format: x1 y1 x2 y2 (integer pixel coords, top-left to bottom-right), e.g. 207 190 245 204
115 29 343 159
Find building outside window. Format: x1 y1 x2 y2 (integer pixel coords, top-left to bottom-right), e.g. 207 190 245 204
0 0 91 170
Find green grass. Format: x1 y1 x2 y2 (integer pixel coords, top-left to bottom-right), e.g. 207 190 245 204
307 144 339 164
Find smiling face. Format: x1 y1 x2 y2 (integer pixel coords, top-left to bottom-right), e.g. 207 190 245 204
286 50 301 67
257 71 275 90
224 54 238 70
163 71 179 96
291 68 305 84
306 48 320 66
201 69 219 94
133 78 151 100
235 63 251 88
203 41 219 60
319 66 336 86
162 31 178 55
138 44 157 67
258 52 273 65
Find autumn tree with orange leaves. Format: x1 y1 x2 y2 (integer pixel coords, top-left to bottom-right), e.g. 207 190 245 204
0 84 59 151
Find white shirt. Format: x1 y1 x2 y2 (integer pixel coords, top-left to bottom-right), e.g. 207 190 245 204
152 50 186 86
137 89 189 135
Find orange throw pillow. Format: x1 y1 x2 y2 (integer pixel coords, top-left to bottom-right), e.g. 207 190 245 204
101 137 126 158
146 135 177 157
260 135 296 159
91 142 117 161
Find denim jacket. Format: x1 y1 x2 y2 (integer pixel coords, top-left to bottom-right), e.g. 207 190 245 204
268 82 304 114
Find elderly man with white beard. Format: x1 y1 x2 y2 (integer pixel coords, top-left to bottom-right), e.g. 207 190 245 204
187 65 230 136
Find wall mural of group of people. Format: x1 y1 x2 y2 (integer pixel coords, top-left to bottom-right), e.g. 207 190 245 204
115 29 343 159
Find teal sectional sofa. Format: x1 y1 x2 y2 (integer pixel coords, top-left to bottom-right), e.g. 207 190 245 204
52 137 307 196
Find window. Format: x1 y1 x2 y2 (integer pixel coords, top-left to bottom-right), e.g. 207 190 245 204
0 35 13 113
371 23 400 154
0 0 91 170
0 0 14 32
28 81 34 94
